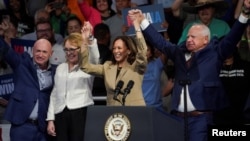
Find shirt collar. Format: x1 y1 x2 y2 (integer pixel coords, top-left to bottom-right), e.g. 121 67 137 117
33 60 51 71
69 64 80 72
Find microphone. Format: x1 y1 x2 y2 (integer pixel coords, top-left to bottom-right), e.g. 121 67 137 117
122 80 134 105
113 80 124 101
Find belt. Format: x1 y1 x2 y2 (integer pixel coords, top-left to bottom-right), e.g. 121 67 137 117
26 119 38 125
173 110 211 117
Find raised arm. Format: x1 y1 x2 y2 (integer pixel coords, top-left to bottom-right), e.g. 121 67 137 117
171 0 184 17
0 37 21 70
81 21 100 64
235 0 244 19
127 9 181 61
128 10 148 74
80 21 104 77
219 0 250 59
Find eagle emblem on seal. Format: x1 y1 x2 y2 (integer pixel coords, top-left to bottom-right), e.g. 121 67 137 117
104 113 131 141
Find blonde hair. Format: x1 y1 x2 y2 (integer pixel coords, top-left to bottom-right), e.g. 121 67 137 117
63 33 83 48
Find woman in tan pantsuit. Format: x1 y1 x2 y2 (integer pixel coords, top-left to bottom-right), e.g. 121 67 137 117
80 19 147 106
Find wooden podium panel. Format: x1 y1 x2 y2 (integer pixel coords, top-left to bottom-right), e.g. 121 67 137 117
84 106 184 141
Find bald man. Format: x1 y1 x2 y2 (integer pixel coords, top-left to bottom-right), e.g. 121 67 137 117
0 38 56 141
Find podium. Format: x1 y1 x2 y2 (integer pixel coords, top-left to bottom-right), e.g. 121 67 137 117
84 106 184 141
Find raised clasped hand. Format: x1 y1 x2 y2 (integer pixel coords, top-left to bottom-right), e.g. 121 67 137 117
81 21 93 40
128 9 144 24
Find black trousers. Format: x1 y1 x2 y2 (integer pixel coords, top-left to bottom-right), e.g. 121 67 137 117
54 107 87 141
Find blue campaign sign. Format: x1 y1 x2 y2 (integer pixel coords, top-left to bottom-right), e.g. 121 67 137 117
155 0 175 8
0 73 14 99
11 38 35 57
122 4 167 36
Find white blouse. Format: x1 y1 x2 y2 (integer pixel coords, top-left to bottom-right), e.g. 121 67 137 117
47 39 99 120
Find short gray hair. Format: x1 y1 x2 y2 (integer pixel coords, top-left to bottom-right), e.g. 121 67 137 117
191 23 211 41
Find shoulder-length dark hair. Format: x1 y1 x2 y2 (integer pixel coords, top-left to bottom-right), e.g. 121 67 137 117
111 36 137 65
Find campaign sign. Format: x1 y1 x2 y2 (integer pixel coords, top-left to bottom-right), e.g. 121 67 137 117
122 4 167 36
0 74 14 99
11 38 35 57
155 0 175 8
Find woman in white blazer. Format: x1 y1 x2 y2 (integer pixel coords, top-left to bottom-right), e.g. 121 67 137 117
46 22 99 141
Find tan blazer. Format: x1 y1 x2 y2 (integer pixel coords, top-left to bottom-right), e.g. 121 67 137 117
80 37 147 106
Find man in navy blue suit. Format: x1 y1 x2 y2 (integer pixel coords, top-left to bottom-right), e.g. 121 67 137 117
128 0 250 140
0 38 56 141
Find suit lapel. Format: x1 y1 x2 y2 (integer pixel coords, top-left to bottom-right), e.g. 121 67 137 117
107 65 119 89
116 61 131 82
108 63 130 88
28 60 40 89
116 67 128 81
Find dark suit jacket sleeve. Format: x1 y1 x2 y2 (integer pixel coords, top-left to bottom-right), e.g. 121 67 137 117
0 37 10 60
0 37 22 70
142 24 179 61
217 20 247 60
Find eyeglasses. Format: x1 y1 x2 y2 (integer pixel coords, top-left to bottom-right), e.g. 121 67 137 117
63 47 80 53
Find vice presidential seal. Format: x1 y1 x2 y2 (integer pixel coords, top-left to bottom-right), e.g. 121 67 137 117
104 113 131 141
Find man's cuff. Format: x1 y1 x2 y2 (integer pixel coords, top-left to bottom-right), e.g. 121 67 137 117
140 19 150 30
239 13 249 24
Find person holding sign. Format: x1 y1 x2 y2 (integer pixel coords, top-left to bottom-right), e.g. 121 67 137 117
128 0 250 140
0 37 56 141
